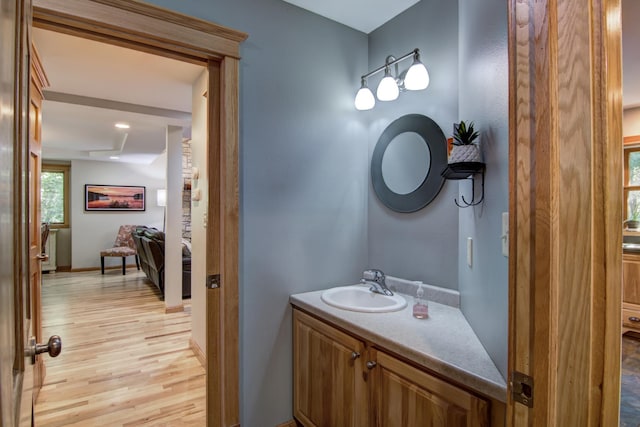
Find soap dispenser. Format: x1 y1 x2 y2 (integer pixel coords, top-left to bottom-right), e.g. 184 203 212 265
413 282 429 319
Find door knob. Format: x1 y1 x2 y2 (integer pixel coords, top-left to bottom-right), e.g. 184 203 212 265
27 335 62 363
36 253 49 261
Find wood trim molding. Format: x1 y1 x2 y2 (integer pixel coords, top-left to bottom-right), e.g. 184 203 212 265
89 0 247 43
189 337 206 369
507 0 622 425
70 265 137 273
600 0 624 423
624 135 640 145
275 421 298 427
30 43 50 96
33 0 248 61
164 304 183 314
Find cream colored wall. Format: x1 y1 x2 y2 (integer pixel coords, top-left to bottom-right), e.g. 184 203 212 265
190 69 208 353
624 107 640 136
165 125 183 309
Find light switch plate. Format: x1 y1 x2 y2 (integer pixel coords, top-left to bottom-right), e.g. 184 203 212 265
502 212 509 257
467 237 473 267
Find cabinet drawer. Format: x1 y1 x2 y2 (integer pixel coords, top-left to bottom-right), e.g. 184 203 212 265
623 307 640 330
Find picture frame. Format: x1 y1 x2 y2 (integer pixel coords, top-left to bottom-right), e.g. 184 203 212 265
85 184 146 211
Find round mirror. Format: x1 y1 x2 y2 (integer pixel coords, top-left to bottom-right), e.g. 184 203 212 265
381 131 431 195
371 114 446 213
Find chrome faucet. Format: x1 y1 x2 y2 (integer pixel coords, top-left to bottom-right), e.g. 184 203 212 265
361 269 393 296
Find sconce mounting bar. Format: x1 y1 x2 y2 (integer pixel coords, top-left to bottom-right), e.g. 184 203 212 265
360 48 420 80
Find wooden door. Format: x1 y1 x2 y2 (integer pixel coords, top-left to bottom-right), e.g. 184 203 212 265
507 0 622 425
293 310 367 427
28 44 49 401
370 349 488 427
0 0 35 426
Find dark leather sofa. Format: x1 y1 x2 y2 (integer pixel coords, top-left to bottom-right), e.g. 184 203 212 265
132 226 191 299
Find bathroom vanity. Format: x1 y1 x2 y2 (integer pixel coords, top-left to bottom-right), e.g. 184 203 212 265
290 287 507 427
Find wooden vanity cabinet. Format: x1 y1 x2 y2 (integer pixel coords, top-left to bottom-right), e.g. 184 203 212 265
293 309 368 427
370 349 489 427
623 253 640 332
293 308 493 427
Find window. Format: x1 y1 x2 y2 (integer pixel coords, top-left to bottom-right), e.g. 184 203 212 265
41 164 70 228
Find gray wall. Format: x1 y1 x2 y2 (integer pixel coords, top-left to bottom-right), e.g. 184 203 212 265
458 0 509 379
145 0 369 425
142 0 511 421
367 0 460 289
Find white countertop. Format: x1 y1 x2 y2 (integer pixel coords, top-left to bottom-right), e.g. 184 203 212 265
290 287 507 402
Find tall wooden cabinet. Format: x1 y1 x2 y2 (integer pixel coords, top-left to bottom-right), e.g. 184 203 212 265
293 308 494 427
623 253 640 333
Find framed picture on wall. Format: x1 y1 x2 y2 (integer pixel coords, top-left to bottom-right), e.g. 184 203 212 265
85 184 146 211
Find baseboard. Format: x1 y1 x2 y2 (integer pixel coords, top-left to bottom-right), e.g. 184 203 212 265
71 264 138 273
165 304 184 314
275 421 297 427
189 337 206 369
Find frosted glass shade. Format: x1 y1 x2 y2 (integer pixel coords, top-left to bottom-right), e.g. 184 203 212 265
355 86 375 110
404 61 430 91
377 75 399 101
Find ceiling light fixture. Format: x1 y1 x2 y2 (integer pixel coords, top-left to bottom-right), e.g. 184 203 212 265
115 123 130 129
109 156 120 160
354 48 430 111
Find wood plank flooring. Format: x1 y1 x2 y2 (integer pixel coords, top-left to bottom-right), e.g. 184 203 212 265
35 270 205 426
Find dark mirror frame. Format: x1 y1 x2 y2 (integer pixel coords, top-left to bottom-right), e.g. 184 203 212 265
371 114 447 213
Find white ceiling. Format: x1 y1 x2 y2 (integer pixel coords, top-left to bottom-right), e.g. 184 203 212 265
33 28 204 164
281 0 420 34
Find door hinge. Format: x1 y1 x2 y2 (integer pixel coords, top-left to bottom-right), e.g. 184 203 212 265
206 274 221 289
511 371 533 408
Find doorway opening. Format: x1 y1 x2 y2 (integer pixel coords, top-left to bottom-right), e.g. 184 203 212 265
29 1 246 425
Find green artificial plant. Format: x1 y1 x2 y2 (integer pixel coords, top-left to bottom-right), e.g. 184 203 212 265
453 121 479 146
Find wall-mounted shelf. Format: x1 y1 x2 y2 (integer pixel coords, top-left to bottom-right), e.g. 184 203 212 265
440 162 486 208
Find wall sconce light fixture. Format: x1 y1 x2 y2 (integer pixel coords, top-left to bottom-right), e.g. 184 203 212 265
355 48 430 111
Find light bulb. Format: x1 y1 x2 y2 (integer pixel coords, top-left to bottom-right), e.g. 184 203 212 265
404 55 430 91
354 79 375 110
376 67 399 101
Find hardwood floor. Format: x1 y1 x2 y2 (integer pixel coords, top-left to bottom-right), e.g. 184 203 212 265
35 270 205 426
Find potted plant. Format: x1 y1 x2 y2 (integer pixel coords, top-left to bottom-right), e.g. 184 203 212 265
449 120 481 164
626 199 640 229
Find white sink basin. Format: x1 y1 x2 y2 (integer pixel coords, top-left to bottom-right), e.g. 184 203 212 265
321 285 407 313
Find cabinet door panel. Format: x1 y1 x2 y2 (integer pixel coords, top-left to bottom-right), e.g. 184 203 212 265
373 350 488 427
293 310 366 427
623 256 640 305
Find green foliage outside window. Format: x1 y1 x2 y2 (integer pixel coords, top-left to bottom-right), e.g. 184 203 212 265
41 171 64 223
629 153 640 220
